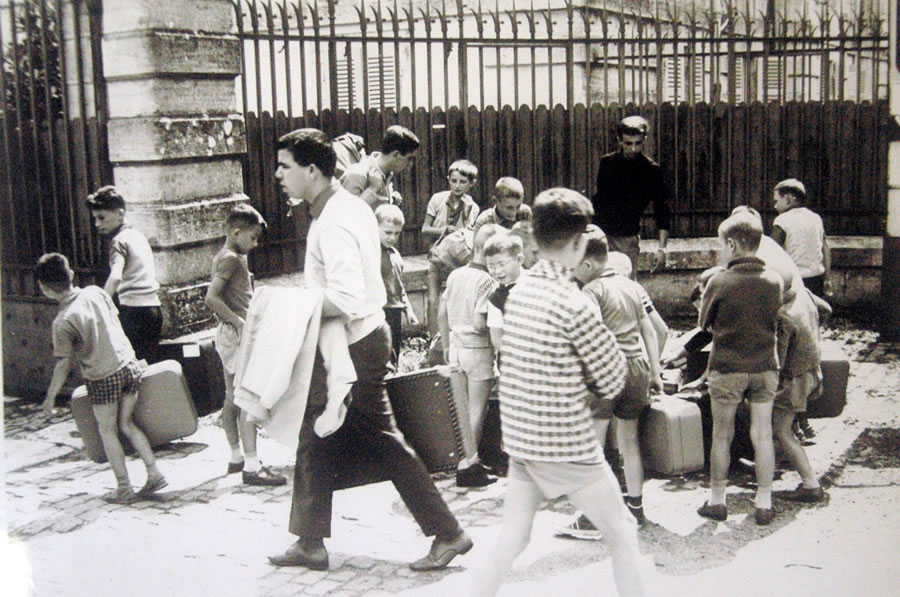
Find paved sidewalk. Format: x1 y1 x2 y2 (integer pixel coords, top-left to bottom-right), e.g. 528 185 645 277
3 331 899 597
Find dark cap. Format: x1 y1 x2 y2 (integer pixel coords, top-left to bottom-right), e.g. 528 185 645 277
86 186 126 210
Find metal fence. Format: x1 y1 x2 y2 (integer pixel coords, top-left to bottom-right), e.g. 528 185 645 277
234 0 889 272
1 0 111 298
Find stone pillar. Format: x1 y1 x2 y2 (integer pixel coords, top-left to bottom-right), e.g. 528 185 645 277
884 0 900 340
102 0 247 336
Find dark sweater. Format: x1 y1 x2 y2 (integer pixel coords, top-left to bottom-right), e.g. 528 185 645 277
699 256 782 374
591 151 671 236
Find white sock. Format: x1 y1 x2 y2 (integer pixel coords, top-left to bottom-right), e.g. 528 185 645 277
244 454 261 473
710 481 727 506
755 486 772 509
230 446 243 463
801 477 820 489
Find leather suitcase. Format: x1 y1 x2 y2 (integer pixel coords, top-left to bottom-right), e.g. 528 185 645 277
640 394 704 475
70 360 198 463
807 343 850 419
156 333 225 417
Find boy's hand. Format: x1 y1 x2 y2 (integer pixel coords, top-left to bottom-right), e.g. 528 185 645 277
649 373 664 394
406 305 419 325
651 249 666 272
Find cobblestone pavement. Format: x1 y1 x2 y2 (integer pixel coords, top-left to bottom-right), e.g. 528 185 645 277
3 330 899 597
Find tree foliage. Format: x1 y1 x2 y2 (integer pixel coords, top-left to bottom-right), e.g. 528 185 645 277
2 1 63 123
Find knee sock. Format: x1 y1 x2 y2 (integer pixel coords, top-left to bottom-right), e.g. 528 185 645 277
754 485 772 510
230 445 243 463
245 454 261 473
710 481 727 506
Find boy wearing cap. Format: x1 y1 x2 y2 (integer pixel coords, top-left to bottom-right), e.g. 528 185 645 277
87 186 162 363
591 116 671 278
772 179 831 300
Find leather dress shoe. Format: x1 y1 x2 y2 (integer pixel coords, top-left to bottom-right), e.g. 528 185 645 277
409 530 473 571
268 540 329 570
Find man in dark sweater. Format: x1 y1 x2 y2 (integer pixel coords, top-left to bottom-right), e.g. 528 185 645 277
591 116 671 279
696 211 783 527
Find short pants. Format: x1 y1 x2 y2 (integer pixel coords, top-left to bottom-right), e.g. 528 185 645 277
774 368 822 413
508 456 609 500
86 360 143 405
708 370 778 406
593 355 651 420
214 322 241 375
449 344 495 382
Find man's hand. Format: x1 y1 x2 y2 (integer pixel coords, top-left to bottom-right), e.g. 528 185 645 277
651 248 666 273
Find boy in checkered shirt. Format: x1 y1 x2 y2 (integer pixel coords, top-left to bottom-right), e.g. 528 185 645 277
38 253 167 505
469 189 646 597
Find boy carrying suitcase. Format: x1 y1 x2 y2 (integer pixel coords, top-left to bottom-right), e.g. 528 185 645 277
39 253 167 504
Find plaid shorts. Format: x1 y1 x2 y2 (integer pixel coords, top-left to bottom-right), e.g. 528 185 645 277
86 360 143 405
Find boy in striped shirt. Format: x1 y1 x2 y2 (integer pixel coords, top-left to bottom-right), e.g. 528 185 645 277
469 188 646 597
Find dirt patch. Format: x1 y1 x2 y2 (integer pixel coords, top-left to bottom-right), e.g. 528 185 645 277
840 428 900 470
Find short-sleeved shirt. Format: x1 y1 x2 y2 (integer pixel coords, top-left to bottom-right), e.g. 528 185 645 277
52 286 135 381
381 244 406 309
499 259 626 462
581 269 648 359
339 153 395 211
210 247 253 320
109 224 160 307
472 205 532 237
443 263 496 349
426 191 479 241
773 207 826 278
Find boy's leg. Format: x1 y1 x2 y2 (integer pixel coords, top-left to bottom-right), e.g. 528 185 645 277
747 371 777 521
221 371 244 472
118 390 166 496
569 464 647 597
467 377 493 453
468 476 544 597
93 401 131 488
556 417 612 539
427 268 441 337
773 409 820 488
615 416 645 523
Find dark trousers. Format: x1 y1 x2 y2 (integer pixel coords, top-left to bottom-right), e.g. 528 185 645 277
384 307 404 365
288 322 461 541
119 305 162 363
803 275 825 300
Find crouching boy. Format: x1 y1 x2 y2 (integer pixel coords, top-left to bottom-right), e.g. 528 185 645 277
469 189 646 597
39 253 167 504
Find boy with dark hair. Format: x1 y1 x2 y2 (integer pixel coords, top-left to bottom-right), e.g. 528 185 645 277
439 223 502 487
86 186 162 363
697 211 783 526
772 178 831 299
375 203 419 364
39 253 167 504
423 159 480 336
340 125 419 210
469 189 645 597
472 177 532 238
205 203 286 487
557 226 663 539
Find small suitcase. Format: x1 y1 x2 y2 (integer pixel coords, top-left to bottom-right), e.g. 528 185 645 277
156 333 225 416
807 343 850 419
71 360 198 463
640 394 704 475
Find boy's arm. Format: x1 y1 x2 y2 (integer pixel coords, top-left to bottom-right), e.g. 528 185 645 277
438 295 451 362
697 280 718 331
464 201 480 228
822 235 832 294
421 212 444 240
43 357 73 416
204 275 244 328
639 315 663 393
771 225 786 247
487 302 504 349
104 254 125 298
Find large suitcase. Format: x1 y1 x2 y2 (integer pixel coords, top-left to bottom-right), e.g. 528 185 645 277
807 343 850 418
640 394 704 474
156 332 225 416
71 360 198 463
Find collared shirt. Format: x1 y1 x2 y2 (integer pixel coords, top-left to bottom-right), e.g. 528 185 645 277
443 262 496 349
591 151 671 237
499 259 626 462
581 268 648 359
381 244 407 309
305 180 386 344
472 204 532 238
52 286 135 381
426 191 479 238
339 152 395 210
108 224 161 307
